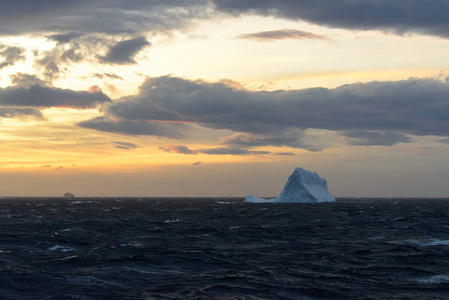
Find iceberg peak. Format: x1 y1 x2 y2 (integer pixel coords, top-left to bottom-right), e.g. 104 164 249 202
245 167 335 203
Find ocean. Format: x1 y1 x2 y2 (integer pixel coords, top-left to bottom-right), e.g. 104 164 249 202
1 197 449 299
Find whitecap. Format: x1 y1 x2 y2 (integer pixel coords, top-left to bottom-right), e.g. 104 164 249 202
120 243 142 247
419 239 449 246
164 219 180 223
389 238 449 247
54 255 78 261
415 275 449 284
48 245 75 252
124 267 182 275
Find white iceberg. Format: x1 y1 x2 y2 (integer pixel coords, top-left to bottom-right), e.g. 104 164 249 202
245 167 336 203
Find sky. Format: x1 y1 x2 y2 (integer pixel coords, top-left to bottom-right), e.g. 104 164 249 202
1 0 449 197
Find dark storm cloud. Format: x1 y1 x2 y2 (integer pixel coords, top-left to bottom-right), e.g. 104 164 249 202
213 0 449 38
237 29 327 41
0 107 44 119
80 76 449 149
78 117 191 139
339 131 413 146
0 45 25 69
159 144 272 156
0 1 209 36
113 141 140 150
99 37 150 64
0 82 111 109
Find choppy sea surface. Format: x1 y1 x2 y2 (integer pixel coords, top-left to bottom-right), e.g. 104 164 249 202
1 197 449 299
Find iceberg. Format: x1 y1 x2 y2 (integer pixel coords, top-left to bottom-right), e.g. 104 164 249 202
245 167 336 203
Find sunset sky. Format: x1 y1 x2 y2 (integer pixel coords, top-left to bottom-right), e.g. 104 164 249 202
1 1 449 197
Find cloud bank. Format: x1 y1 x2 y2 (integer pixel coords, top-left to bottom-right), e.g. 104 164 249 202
160 145 279 156
213 0 449 38
0 83 111 109
3 1 449 40
0 1 210 36
0 73 111 120
78 76 449 150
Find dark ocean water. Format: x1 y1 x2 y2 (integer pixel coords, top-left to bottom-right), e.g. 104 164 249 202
1 197 449 299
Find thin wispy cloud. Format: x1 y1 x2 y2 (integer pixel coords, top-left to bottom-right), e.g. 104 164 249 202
237 29 327 41
160 145 273 156
113 141 140 150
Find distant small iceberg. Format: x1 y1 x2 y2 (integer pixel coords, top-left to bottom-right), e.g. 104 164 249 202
245 167 335 203
63 192 75 198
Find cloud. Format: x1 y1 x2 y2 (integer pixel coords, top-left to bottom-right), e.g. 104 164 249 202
159 144 272 156
439 138 449 144
78 116 191 138
193 161 201 165
0 81 111 109
0 45 25 69
91 73 124 80
48 32 84 44
41 165 52 168
113 141 140 150
0 107 45 120
339 131 413 146
272 152 295 156
79 76 449 150
199 147 256 155
99 37 150 64
37 35 106 82
160 144 196 154
10 73 48 89
237 29 327 41
221 131 320 151
0 1 210 36
2 1 448 44
213 0 449 39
